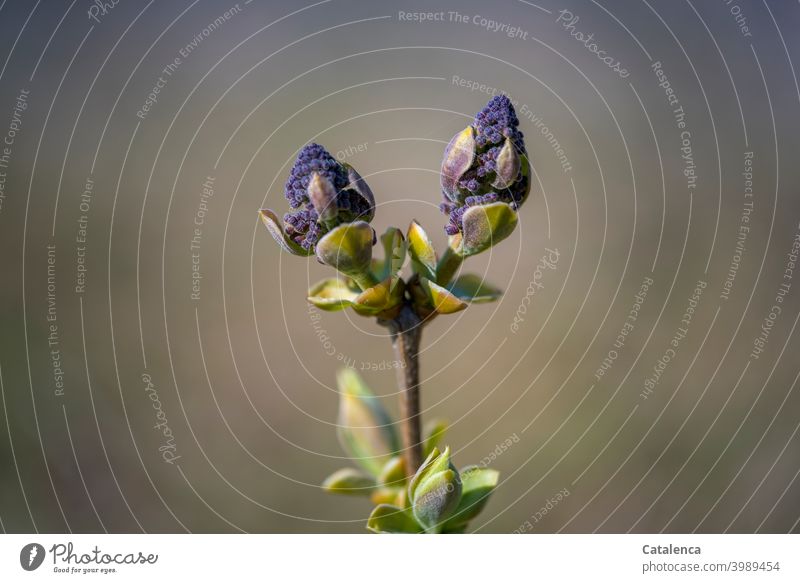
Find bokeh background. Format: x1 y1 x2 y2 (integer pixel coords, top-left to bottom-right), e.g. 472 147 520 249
1 0 799 533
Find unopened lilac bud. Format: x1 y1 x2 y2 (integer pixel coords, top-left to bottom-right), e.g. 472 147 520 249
408 446 462 532
260 143 376 255
439 96 530 238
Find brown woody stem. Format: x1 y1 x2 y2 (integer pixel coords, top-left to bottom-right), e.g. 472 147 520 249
388 305 423 476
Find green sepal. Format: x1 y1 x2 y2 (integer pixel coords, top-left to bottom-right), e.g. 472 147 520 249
315 221 374 276
367 504 423 534
419 278 468 315
307 278 360 312
449 274 503 303
336 368 399 476
442 466 499 529
307 276 404 318
350 276 405 318
457 202 518 257
422 419 448 458
258 209 312 256
407 220 437 280
372 227 407 281
322 468 376 496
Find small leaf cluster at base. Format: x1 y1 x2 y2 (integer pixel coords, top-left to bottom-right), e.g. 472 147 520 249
323 369 499 533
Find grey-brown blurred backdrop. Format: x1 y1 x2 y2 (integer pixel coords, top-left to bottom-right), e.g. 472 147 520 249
1 0 800 533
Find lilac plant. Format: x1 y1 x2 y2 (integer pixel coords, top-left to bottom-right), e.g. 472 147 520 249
260 97 531 533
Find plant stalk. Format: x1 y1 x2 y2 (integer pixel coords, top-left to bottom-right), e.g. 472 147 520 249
388 305 423 476
436 245 464 286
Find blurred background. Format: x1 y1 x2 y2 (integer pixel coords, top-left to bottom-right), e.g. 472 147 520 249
1 0 799 533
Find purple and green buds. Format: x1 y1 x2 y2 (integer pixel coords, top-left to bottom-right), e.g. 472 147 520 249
260 143 375 256
439 96 530 241
408 446 462 532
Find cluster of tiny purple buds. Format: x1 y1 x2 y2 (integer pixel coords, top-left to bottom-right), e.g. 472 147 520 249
441 96 528 235
442 194 500 236
282 143 372 250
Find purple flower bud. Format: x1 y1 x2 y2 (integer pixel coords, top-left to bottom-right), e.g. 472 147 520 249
439 96 530 235
276 143 376 252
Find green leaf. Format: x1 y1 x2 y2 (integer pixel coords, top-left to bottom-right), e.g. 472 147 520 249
373 227 407 281
443 466 499 529
458 202 518 257
408 447 439 499
367 504 422 534
307 278 359 312
419 278 468 315
378 456 407 488
337 368 399 476
315 221 374 276
307 277 404 318
351 276 405 318
322 468 376 496
407 220 437 280
258 209 312 256
449 274 503 303
422 419 448 458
